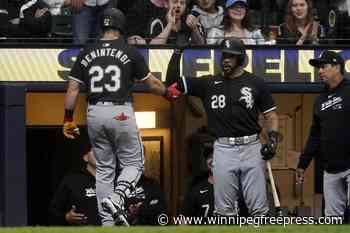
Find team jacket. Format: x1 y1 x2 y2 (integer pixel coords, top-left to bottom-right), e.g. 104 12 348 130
166 50 276 137
298 78 350 173
49 168 101 225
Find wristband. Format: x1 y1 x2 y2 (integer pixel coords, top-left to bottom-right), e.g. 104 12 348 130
64 109 74 122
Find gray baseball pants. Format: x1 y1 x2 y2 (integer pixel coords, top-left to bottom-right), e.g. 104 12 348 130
87 103 144 226
213 140 269 216
324 168 350 216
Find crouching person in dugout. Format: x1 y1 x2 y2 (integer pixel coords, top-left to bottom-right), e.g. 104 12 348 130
49 147 101 226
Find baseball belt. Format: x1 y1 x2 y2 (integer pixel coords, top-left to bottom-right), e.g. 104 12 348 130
217 134 259 146
89 100 131 106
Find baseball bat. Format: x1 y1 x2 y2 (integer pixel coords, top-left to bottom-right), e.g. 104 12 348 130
266 161 283 217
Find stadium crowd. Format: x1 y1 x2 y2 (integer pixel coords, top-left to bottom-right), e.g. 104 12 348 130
0 0 350 45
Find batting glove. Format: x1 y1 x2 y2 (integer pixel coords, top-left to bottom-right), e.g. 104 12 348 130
63 109 80 139
261 130 280 160
63 121 80 139
163 83 181 101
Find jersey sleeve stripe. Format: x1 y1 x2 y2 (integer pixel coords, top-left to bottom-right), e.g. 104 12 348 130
140 72 151 81
181 76 188 94
263 106 277 114
68 76 84 85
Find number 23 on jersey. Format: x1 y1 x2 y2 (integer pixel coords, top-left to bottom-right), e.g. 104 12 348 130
89 65 121 93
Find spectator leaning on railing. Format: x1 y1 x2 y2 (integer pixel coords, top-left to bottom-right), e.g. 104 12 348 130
206 0 271 45
277 0 325 45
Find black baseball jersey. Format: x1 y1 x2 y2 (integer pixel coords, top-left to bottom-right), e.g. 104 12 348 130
177 72 276 137
182 179 214 217
69 38 150 103
298 78 350 173
127 176 168 225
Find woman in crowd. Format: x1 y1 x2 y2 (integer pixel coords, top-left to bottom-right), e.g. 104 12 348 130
277 0 325 45
206 0 269 45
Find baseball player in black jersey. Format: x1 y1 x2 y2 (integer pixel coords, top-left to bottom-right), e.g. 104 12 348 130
297 51 350 219
63 8 175 226
166 39 279 217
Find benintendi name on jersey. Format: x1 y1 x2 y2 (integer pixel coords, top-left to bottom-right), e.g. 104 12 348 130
81 47 131 67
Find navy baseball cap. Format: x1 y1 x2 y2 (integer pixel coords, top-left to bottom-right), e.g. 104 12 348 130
309 51 344 68
226 0 248 8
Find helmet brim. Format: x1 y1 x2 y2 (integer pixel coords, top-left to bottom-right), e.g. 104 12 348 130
222 49 243 55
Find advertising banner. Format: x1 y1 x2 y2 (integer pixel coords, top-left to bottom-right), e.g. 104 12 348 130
1 47 350 83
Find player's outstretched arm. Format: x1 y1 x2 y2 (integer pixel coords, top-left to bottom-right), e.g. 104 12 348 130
144 74 167 96
165 48 183 86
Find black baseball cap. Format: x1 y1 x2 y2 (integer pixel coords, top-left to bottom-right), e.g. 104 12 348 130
309 51 344 68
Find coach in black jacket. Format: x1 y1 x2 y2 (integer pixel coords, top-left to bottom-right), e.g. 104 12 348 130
297 51 350 218
49 149 101 225
49 148 168 226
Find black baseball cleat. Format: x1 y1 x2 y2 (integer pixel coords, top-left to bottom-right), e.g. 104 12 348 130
101 197 130 226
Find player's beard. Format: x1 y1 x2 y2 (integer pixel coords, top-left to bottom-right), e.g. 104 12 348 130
223 64 234 77
223 64 241 78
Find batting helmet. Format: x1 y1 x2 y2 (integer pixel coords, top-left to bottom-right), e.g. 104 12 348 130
221 38 246 66
101 8 126 33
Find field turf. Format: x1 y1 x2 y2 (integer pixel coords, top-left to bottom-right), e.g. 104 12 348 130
0 225 349 233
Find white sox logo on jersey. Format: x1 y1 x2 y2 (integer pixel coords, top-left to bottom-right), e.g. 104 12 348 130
239 87 254 109
321 96 343 111
85 187 96 198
